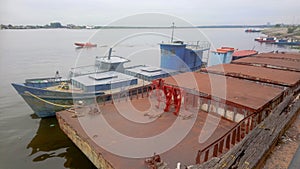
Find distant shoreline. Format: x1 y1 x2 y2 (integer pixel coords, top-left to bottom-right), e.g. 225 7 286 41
1 24 273 30
262 27 300 40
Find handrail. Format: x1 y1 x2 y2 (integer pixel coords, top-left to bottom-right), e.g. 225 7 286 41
186 41 211 50
96 84 152 105
197 110 262 163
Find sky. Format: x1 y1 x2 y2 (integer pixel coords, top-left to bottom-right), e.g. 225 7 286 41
0 0 299 26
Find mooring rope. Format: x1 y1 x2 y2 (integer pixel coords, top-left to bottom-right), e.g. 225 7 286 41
24 91 73 108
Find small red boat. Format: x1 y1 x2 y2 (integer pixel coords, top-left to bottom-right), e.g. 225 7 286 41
245 29 261 33
74 42 97 47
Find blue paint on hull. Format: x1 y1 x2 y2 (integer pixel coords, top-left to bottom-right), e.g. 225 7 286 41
11 83 104 118
272 41 300 46
21 94 73 118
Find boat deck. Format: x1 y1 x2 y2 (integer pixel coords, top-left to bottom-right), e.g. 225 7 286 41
56 71 285 169
57 97 236 169
45 79 150 94
254 52 300 62
46 85 83 93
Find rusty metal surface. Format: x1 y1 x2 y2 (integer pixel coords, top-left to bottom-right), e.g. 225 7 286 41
232 56 300 72
255 52 300 62
57 98 236 169
163 72 283 111
202 64 300 87
232 50 258 57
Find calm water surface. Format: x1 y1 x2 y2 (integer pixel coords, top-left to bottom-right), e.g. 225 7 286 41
0 28 297 169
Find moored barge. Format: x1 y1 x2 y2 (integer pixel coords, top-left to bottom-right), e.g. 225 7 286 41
56 52 300 168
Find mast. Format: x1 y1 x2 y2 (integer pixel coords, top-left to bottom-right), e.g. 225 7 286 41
171 22 175 43
108 48 112 60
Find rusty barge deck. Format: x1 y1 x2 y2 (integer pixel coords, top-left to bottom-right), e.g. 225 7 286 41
57 98 236 169
56 52 300 169
202 63 300 87
232 54 300 72
254 52 300 62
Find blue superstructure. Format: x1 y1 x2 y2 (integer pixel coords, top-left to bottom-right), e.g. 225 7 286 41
221 47 235 63
160 41 210 72
207 47 235 67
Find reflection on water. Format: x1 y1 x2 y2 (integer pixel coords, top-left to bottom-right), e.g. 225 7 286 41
27 116 96 169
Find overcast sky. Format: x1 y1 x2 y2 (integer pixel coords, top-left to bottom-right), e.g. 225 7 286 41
1 0 299 26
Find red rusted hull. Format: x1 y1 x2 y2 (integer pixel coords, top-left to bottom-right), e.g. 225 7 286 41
256 39 275 43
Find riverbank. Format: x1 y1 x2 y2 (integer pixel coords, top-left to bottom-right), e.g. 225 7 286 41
262 27 300 40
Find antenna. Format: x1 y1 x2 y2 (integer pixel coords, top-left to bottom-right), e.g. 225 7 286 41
171 22 175 43
108 48 112 60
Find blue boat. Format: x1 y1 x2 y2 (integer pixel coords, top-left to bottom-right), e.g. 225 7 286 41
12 49 132 117
272 39 300 46
12 82 104 117
12 40 211 118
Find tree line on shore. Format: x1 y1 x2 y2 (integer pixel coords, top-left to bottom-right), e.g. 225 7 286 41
1 22 298 30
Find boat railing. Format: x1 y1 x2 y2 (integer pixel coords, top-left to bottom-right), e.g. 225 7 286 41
69 65 109 77
195 110 265 164
97 84 152 106
70 64 98 71
160 40 211 51
25 77 63 83
185 41 211 51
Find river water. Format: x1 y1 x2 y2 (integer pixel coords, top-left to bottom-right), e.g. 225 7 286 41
0 28 297 169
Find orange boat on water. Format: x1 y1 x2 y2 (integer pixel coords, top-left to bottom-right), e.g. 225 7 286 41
74 42 97 47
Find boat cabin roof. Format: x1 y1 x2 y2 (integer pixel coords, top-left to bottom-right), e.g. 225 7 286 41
71 71 137 87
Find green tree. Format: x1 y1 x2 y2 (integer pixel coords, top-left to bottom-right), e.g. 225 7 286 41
287 26 296 33
50 22 62 28
274 24 281 28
